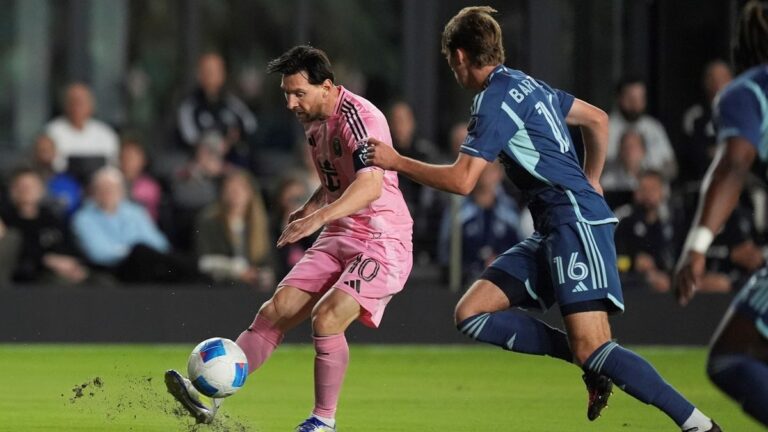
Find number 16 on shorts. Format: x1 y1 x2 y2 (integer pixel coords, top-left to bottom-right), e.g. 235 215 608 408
553 252 591 292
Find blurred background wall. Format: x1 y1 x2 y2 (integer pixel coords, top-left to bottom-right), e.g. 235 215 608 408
0 0 736 154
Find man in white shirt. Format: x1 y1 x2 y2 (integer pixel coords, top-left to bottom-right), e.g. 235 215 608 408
608 77 677 180
45 83 119 173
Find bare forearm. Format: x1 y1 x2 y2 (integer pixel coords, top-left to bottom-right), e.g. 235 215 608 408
581 124 608 182
303 186 326 213
564 99 608 183
394 156 474 195
695 159 747 235
315 174 382 223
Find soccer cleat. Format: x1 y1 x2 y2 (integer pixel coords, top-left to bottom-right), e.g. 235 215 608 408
684 421 722 432
707 421 722 432
164 369 221 424
295 416 337 432
583 371 613 421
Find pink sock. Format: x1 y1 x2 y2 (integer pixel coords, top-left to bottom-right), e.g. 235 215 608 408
312 333 349 419
235 314 284 374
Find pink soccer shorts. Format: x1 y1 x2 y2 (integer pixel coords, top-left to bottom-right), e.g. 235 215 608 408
279 233 412 328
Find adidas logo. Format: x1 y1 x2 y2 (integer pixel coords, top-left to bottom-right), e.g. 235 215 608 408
571 282 589 293
344 279 362 293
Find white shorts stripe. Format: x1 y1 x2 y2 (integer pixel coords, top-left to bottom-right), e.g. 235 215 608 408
575 222 600 290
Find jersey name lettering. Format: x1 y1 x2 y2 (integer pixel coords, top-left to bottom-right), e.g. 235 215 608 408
509 77 541 103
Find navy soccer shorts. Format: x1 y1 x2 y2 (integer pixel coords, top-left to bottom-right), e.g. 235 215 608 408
481 222 624 315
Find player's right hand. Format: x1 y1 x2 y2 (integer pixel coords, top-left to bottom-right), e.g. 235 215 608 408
364 138 401 171
672 251 706 306
287 207 307 224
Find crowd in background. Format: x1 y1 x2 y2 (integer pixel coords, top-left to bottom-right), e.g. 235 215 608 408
0 53 762 296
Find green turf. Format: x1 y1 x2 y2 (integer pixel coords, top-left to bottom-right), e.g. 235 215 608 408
0 344 763 431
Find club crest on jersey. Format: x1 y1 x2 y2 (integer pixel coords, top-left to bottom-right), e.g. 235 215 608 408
333 137 342 156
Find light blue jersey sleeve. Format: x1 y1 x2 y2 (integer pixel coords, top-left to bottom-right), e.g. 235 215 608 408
460 81 520 162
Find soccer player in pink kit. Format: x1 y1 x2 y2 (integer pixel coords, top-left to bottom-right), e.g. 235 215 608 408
164 45 413 432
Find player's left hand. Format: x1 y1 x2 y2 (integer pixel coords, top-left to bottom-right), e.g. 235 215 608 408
363 138 401 171
276 212 325 248
672 251 706 306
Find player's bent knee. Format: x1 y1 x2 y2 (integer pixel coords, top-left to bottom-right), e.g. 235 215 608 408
257 299 280 322
454 279 514 326
311 309 344 335
454 303 476 326
570 339 610 366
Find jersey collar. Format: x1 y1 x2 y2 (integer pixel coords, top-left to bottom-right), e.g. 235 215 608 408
483 65 507 89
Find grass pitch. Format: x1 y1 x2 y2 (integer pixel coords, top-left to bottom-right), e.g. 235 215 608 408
0 344 763 431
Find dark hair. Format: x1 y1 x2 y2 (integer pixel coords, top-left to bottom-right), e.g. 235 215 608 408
614 75 645 95
441 6 505 67
619 128 646 151
266 45 334 84
120 138 146 153
9 165 41 183
638 169 665 183
733 1 768 74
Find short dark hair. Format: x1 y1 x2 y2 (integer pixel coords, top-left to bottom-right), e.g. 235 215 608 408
266 45 334 84
9 165 41 183
441 6 505 67
619 128 646 151
733 0 768 74
638 169 665 183
614 75 645 95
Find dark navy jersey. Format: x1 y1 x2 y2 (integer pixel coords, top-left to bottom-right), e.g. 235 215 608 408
715 65 768 166
460 65 616 233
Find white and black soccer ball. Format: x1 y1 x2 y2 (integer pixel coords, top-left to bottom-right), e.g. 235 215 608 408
187 337 249 398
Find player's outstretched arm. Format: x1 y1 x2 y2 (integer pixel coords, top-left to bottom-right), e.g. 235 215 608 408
564 98 609 195
365 137 488 195
287 186 325 224
673 136 757 305
276 170 383 247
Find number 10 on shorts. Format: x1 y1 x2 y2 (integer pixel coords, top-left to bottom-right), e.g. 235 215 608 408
553 252 588 284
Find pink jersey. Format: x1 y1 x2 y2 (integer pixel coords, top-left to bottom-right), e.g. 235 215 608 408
304 86 413 245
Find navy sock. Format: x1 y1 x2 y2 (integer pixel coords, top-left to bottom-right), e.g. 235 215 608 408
457 311 572 362
584 341 695 426
708 354 768 426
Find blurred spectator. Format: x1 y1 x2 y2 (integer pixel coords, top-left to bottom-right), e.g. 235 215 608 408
409 121 465 264
389 100 444 162
195 169 273 289
45 83 119 175
388 101 448 263
679 60 733 184
30 134 82 217
0 219 21 286
177 52 257 166
300 143 322 191
702 204 765 293
448 121 469 155
171 131 233 250
614 170 675 293
608 77 676 179
72 167 201 283
1 167 88 284
388 100 443 206
119 139 162 221
438 162 522 284
270 174 314 279
601 129 647 209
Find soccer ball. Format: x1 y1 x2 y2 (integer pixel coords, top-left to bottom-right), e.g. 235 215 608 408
187 337 249 398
